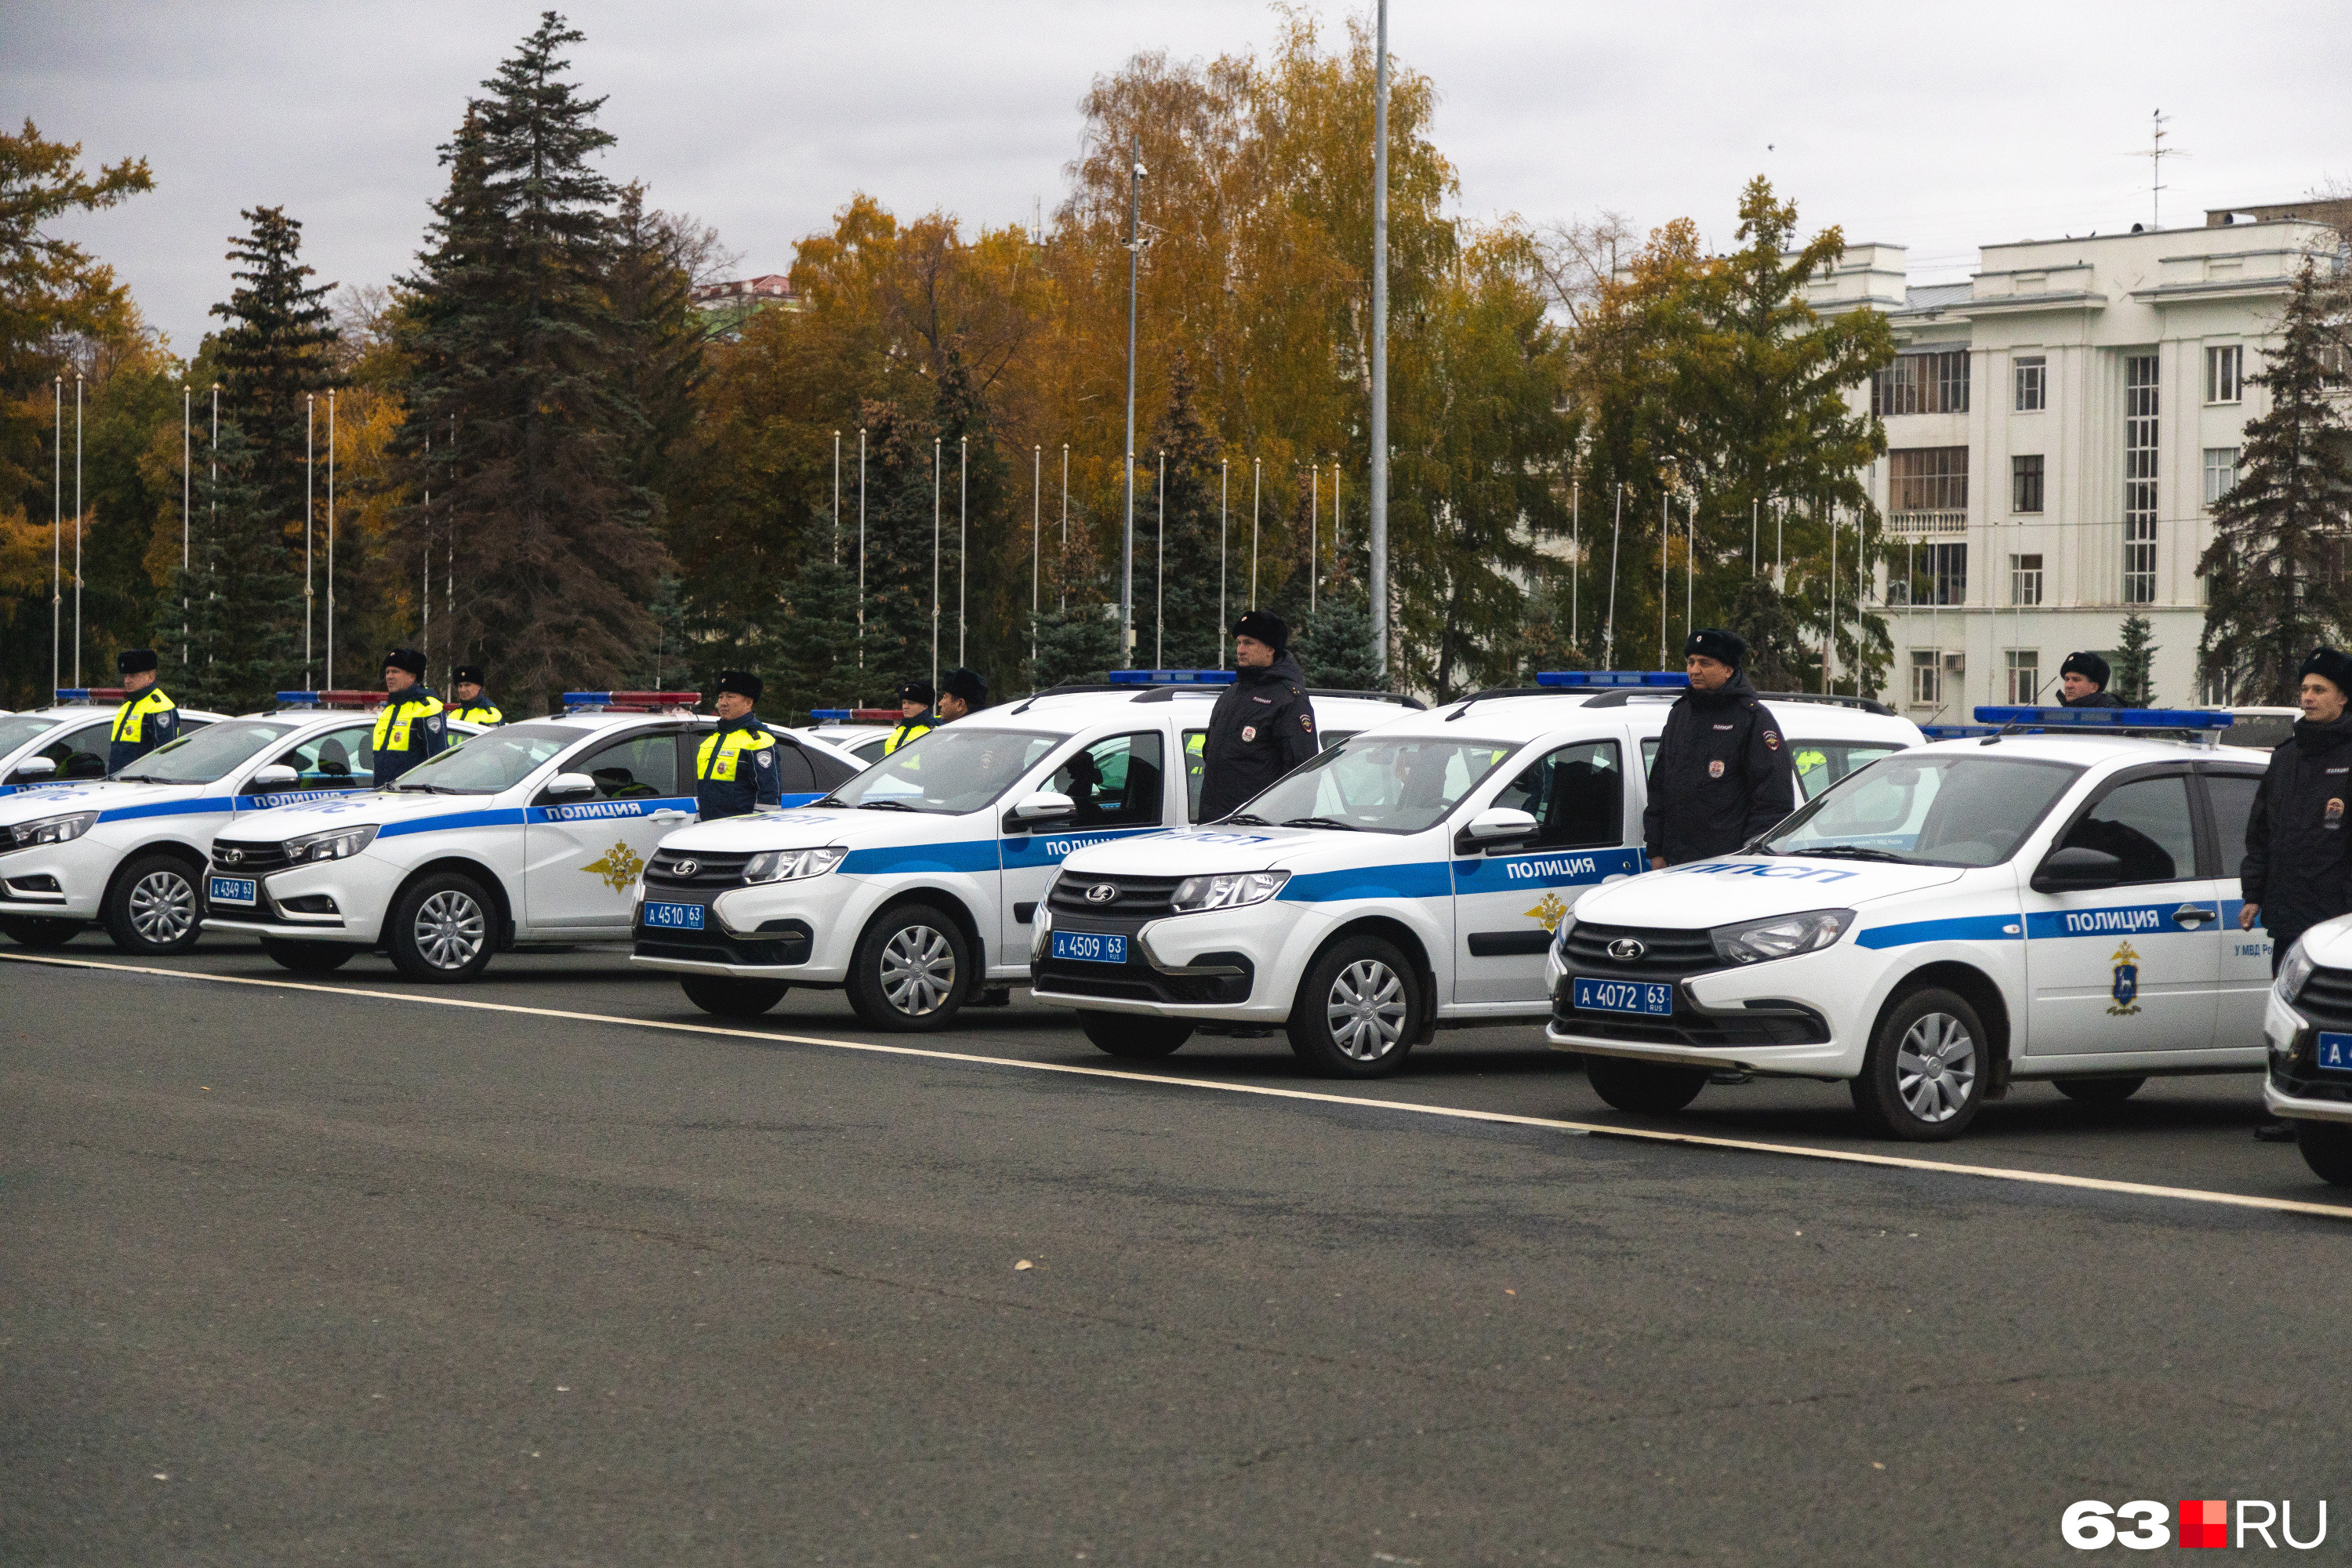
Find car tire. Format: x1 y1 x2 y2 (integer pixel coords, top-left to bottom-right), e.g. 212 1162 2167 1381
1851 985 1987 1142
2294 1120 2352 1186
681 975 789 1018
103 852 203 956
386 871 498 983
2054 1075 2146 1105
261 938 354 974
845 903 969 1032
0 916 84 949
1584 1054 1708 1114
1286 935 1420 1078
1078 1011 1194 1058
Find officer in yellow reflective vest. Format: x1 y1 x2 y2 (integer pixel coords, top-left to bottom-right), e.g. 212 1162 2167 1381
107 648 180 774
373 647 449 786
883 681 936 756
447 664 503 726
695 670 781 819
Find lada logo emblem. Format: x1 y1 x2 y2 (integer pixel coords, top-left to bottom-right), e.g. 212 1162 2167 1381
1607 937 1646 961
673 858 699 877
220 848 243 865
1086 883 1119 904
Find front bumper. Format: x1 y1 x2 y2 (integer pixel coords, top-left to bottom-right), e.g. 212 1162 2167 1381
629 875 842 979
1027 900 1316 1021
201 855 400 943
2262 985 2352 1123
1542 938 1867 1078
0 837 116 918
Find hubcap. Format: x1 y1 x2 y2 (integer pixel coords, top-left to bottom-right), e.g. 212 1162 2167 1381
129 869 195 945
1326 958 1407 1062
1895 1011 1976 1123
413 890 487 970
880 924 956 1016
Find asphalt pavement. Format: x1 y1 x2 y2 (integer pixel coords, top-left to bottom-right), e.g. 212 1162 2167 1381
5 931 2349 1565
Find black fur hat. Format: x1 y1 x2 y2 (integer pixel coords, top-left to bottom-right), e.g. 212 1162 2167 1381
2060 650 2111 689
2299 648 2352 696
1683 628 1745 669
716 670 764 702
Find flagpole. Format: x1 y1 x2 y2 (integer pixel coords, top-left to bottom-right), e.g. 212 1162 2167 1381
1154 450 1165 670
1032 445 1041 677
1605 483 1622 669
52 377 61 695
1251 458 1261 609
1219 458 1229 669
306 394 315 685
931 437 941 694
957 435 967 667
73 373 83 688
326 388 336 689
857 428 866 670
179 382 189 672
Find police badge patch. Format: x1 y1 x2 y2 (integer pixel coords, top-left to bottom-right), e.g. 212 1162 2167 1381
1764 730 1780 750
2107 939 2141 1015
1242 725 1257 742
2328 797 2345 831
1708 759 1726 779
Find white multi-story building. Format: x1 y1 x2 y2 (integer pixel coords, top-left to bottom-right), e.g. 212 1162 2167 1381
1809 211 2339 717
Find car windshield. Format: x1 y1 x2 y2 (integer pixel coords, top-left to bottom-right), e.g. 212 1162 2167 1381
389 723 580 794
1228 736 1519 834
0 714 65 754
825 726 1061 813
2223 713 2296 750
1762 753 2083 866
113 720 296 786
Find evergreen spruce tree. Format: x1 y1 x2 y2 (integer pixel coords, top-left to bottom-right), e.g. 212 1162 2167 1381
2198 258 2352 702
606 183 705 536
1291 592 1381 690
1725 575 1814 693
157 419 301 711
209 205 338 575
2112 613 2158 706
854 397 939 695
1143 355 1227 670
769 529 865 719
931 345 1015 684
1029 485 1118 689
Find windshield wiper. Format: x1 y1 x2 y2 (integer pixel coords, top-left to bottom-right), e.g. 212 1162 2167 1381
807 794 850 808
1221 813 1271 826
1792 844 1912 863
856 799 919 811
1282 815 1360 831
392 782 455 794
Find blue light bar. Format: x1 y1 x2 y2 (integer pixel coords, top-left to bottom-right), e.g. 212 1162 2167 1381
1921 724 1999 740
1106 669 1237 686
53 688 91 702
275 691 322 707
1536 670 1690 688
1973 706 2234 730
809 708 857 721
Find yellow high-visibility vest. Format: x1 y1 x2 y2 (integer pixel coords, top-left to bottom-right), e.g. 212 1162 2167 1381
110 687 176 744
697 725 775 781
884 716 935 755
374 693 445 753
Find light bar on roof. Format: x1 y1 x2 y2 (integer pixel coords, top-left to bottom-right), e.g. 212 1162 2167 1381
1536 670 1690 688
1973 706 2234 730
1106 670 1236 686
275 690 382 710
562 691 703 713
1920 724 1999 740
54 688 129 704
808 709 856 721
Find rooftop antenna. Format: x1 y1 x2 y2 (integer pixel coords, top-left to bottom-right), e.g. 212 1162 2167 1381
2136 110 2186 230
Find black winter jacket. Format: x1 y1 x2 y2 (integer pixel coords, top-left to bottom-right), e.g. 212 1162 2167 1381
2063 690 2129 709
1642 673 1797 866
1198 654 1319 822
2241 713 2352 942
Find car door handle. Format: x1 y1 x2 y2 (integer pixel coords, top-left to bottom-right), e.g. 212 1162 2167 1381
651 810 691 822
2172 903 2216 927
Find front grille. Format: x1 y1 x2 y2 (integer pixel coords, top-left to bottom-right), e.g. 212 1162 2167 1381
634 916 812 969
2294 967 2352 1030
1047 873 1185 919
645 850 753 891
212 839 291 875
1033 960 1251 1005
1551 991 1831 1050
1561 922 1722 979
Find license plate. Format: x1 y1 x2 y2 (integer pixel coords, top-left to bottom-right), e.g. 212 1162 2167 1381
1051 930 1127 964
1572 976 1674 1016
642 901 706 931
209 876 256 907
2319 1033 2352 1076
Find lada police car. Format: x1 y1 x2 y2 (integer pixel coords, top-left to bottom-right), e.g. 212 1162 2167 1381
1548 705 2274 1140
0 690 228 795
2259 916 2352 1187
203 693 861 981
0 693 463 956
627 674 1421 1027
1027 672 1924 1076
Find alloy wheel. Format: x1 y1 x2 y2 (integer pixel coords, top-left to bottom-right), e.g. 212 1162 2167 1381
128 869 196 946
1326 958 1406 1062
414 890 487 971
1894 1011 1976 1123
880 924 956 1016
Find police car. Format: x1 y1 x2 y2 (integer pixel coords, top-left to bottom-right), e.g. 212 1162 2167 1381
627 673 1421 1027
0 693 466 956
1547 706 2274 1140
798 709 898 768
201 693 864 981
0 691 229 794
2259 917 2352 1186
1023 672 1923 1075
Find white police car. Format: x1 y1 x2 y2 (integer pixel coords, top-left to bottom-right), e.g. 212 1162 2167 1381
1548 706 2274 1140
0 691 230 794
627 673 1421 1026
2259 918 2352 1186
1025 673 1923 1075
799 709 897 767
202 693 862 981
0 694 459 956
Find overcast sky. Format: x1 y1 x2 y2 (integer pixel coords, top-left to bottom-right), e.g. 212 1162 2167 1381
8 0 2343 354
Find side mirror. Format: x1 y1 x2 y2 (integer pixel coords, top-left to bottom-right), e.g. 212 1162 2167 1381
2032 844 2124 893
1457 807 1538 853
10 757 57 783
545 771 597 800
1008 791 1076 828
249 764 300 791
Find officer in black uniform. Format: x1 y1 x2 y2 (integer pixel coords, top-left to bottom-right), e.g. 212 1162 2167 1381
373 647 449 786
695 670 781 819
2240 648 2352 1141
106 648 180 774
2059 650 2129 708
1643 628 1797 869
447 665 503 726
1198 609 1319 822
884 681 936 756
938 667 988 721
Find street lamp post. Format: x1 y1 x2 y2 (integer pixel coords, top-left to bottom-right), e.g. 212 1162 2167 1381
1369 0 1391 679
1120 135 1145 669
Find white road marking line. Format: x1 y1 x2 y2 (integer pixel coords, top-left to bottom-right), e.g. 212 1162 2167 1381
11 950 2350 1222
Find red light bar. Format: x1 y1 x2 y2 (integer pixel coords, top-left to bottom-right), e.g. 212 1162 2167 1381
851 708 898 723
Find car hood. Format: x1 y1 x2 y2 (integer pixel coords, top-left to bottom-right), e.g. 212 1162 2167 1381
655 804 986 855
2294 913 2352 971
222 789 463 840
1060 824 1394 878
0 778 201 824
1570 854 1970 929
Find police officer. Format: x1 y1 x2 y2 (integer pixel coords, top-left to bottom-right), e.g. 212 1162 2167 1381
695 670 781 819
2059 650 2129 709
884 681 936 756
373 647 449 786
2239 648 2352 1141
106 648 180 774
938 667 988 721
1198 609 1319 822
1643 628 1796 869
447 665 503 726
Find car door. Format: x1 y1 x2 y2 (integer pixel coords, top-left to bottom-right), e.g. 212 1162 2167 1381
2020 766 2223 1057
1000 728 1170 955
524 728 695 932
1451 738 1644 1005
2201 764 2273 1045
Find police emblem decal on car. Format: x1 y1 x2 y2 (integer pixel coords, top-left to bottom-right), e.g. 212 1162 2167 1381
1086 883 1119 904
584 840 646 893
1607 937 1646 960
2107 940 2141 1015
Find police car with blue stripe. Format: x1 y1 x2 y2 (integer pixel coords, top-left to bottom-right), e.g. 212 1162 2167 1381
627 675 1419 1028
202 693 862 981
1547 706 2275 1140
0 691 230 795
0 692 473 956
2260 918 2352 1187
1025 673 1922 1075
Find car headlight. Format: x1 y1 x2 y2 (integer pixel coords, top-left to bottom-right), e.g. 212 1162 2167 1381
2275 939 2315 1004
1555 910 1577 952
1170 870 1290 912
286 824 379 864
1711 908 1856 964
5 811 99 851
742 846 848 884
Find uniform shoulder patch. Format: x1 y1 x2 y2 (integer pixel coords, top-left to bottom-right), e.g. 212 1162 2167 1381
1764 730 1780 750
1301 713 1314 731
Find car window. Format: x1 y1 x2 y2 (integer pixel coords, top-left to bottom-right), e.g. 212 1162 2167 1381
1490 740 1623 848
1182 730 1208 822
1320 729 1359 753
829 727 1062 814
1792 742 1900 800
2061 774 2198 885
1766 754 2082 866
1232 736 1519 835
270 723 376 787
107 720 298 786
579 732 681 800
2207 773 2261 878
2224 713 2295 750
0 714 66 754
40 719 114 779
390 723 579 794
1045 731 1164 829
768 739 818 795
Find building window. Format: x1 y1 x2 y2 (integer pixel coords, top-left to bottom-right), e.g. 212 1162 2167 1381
2323 342 2351 390
2014 356 2046 412
1890 446 1969 516
2205 344 2244 405
1926 541 1967 605
2009 554 2043 606
2204 447 2241 507
2006 649 2041 703
2123 354 2159 604
1872 350 1971 416
1911 649 1942 706
2012 454 2045 514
